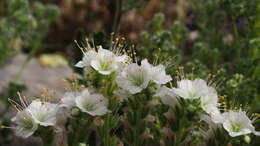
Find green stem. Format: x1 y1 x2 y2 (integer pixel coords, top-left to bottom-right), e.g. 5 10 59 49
13 37 42 81
231 16 240 62
129 96 147 146
40 127 54 146
112 0 122 33
102 115 111 146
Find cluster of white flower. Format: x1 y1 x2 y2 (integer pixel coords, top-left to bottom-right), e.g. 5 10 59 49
61 88 110 115
9 44 259 141
156 78 260 137
11 88 110 138
155 79 221 119
10 94 59 138
74 45 260 138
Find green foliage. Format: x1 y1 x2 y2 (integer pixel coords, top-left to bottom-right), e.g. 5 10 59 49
68 1 260 144
137 1 260 145
139 13 187 64
139 1 259 107
0 0 59 64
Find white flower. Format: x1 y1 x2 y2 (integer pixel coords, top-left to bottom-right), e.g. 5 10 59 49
155 86 178 108
115 54 131 71
75 46 129 75
27 100 59 126
116 62 150 94
12 110 38 138
210 109 224 124
172 79 220 115
141 59 172 84
200 93 219 115
75 89 110 116
75 50 97 73
222 110 260 137
199 114 222 140
173 79 210 99
60 91 79 108
90 48 117 75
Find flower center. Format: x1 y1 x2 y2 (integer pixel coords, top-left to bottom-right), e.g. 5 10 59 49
36 113 47 122
130 74 145 86
188 91 200 99
100 60 112 71
84 103 96 111
22 116 34 129
231 123 242 132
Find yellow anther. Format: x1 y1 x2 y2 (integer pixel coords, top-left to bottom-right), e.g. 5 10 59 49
80 47 85 52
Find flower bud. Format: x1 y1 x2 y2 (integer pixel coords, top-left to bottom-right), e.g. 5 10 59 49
144 114 155 122
71 107 80 116
141 128 154 140
187 104 196 112
244 135 251 144
93 117 104 127
160 127 174 138
163 110 175 121
78 143 86 146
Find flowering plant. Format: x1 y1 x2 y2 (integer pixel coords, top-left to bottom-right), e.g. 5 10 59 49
3 37 260 146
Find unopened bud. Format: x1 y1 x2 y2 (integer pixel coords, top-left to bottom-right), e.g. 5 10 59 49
244 135 251 144
163 110 174 121
78 143 86 146
160 127 174 138
93 117 104 127
141 128 154 140
144 114 155 122
71 107 80 116
187 104 196 112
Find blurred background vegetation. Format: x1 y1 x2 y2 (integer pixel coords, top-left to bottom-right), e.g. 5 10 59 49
0 0 259 145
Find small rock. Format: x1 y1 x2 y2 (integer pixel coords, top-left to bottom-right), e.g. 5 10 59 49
0 54 74 99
